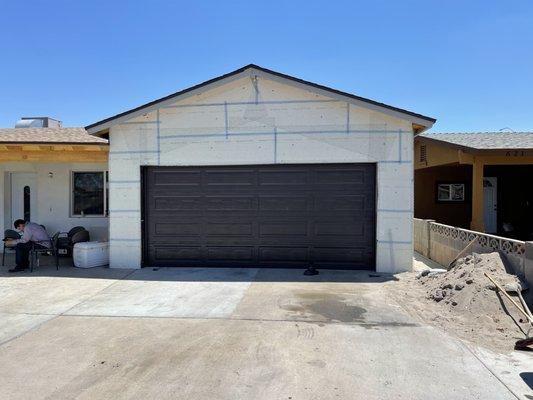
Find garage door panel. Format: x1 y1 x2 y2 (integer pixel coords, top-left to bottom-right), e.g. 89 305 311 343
144 164 375 269
205 170 255 186
258 170 309 186
259 196 310 211
314 168 366 185
155 246 202 261
205 196 256 211
153 196 203 211
259 246 308 262
314 195 365 211
155 222 202 236
206 222 254 236
206 246 254 261
153 170 202 187
259 221 308 237
314 220 365 237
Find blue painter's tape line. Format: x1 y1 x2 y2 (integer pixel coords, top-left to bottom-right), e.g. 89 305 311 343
274 127 277 163
378 160 412 164
109 209 141 213
377 240 412 244
160 129 405 140
224 102 229 140
157 109 161 165
110 150 159 155
398 130 402 161
346 103 350 134
162 99 339 109
120 121 158 125
110 238 141 242
108 180 140 184
377 209 413 213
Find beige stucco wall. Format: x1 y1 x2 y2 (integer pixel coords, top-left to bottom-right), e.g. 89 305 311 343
108 73 416 272
0 162 109 242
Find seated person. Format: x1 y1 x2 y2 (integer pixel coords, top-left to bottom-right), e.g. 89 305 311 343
5 220 50 272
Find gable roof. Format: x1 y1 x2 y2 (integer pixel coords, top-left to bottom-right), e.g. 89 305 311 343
0 127 108 145
86 64 436 134
417 131 533 151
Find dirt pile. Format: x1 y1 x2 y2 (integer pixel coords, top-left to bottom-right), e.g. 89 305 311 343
420 252 522 315
396 252 531 352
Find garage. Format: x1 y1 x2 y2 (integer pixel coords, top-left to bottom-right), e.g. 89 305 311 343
86 64 436 271
142 164 376 269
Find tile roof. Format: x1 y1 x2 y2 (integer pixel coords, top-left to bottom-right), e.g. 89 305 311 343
0 127 108 144
418 131 533 150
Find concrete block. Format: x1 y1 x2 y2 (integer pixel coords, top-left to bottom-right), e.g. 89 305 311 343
110 215 141 240
377 212 412 242
109 185 140 212
376 241 413 273
112 125 158 152
110 241 141 268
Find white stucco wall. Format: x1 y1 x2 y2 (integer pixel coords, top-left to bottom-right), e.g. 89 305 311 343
108 73 415 273
0 162 109 243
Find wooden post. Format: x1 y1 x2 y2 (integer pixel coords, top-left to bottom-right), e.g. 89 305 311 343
470 159 484 231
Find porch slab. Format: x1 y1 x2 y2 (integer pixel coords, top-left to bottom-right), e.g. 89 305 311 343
0 266 133 315
0 263 132 343
65 267 260 318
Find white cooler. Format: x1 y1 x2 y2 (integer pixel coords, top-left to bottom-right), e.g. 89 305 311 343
73 241 109 268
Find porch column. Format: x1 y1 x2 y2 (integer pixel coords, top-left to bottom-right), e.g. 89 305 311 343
470 159 484 231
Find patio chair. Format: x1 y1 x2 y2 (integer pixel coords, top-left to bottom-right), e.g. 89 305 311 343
2 229 21 267
30 232 60 272
57 226 89 257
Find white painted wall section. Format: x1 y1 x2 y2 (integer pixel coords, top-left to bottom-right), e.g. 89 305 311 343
0 162 109 244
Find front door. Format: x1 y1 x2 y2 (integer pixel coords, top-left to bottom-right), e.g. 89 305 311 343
11 172 38 223
483 177 497 233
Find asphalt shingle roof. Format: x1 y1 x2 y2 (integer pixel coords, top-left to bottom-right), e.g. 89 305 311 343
0 127 108 144
418 131 533 150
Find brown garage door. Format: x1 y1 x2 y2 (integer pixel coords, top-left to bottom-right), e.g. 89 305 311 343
142 164 376 269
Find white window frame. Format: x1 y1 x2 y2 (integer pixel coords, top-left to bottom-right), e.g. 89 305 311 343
437 183 465 202
70 171 109 217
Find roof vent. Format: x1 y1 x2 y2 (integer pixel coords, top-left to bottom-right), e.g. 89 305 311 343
15 117 62 129
420 145 427 163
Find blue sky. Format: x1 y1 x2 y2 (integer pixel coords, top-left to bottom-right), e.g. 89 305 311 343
1 1 532 132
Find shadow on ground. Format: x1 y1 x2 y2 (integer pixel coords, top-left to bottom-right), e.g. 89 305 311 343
0 254 397 283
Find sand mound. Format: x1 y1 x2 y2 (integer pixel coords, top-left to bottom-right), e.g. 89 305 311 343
420 252 521 315
398 252 531 352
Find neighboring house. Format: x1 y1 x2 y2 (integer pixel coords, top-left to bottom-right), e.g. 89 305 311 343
85 64 435 272
0 118 109 241
414 132 533 240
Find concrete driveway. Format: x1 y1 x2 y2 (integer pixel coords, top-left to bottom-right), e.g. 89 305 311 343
0 265 530 399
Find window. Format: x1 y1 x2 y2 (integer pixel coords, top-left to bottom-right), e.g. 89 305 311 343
72 172 109 216
437 183 465 202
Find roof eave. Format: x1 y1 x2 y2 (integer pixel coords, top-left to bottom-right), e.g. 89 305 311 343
415 135 531 154
0 141 108 146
